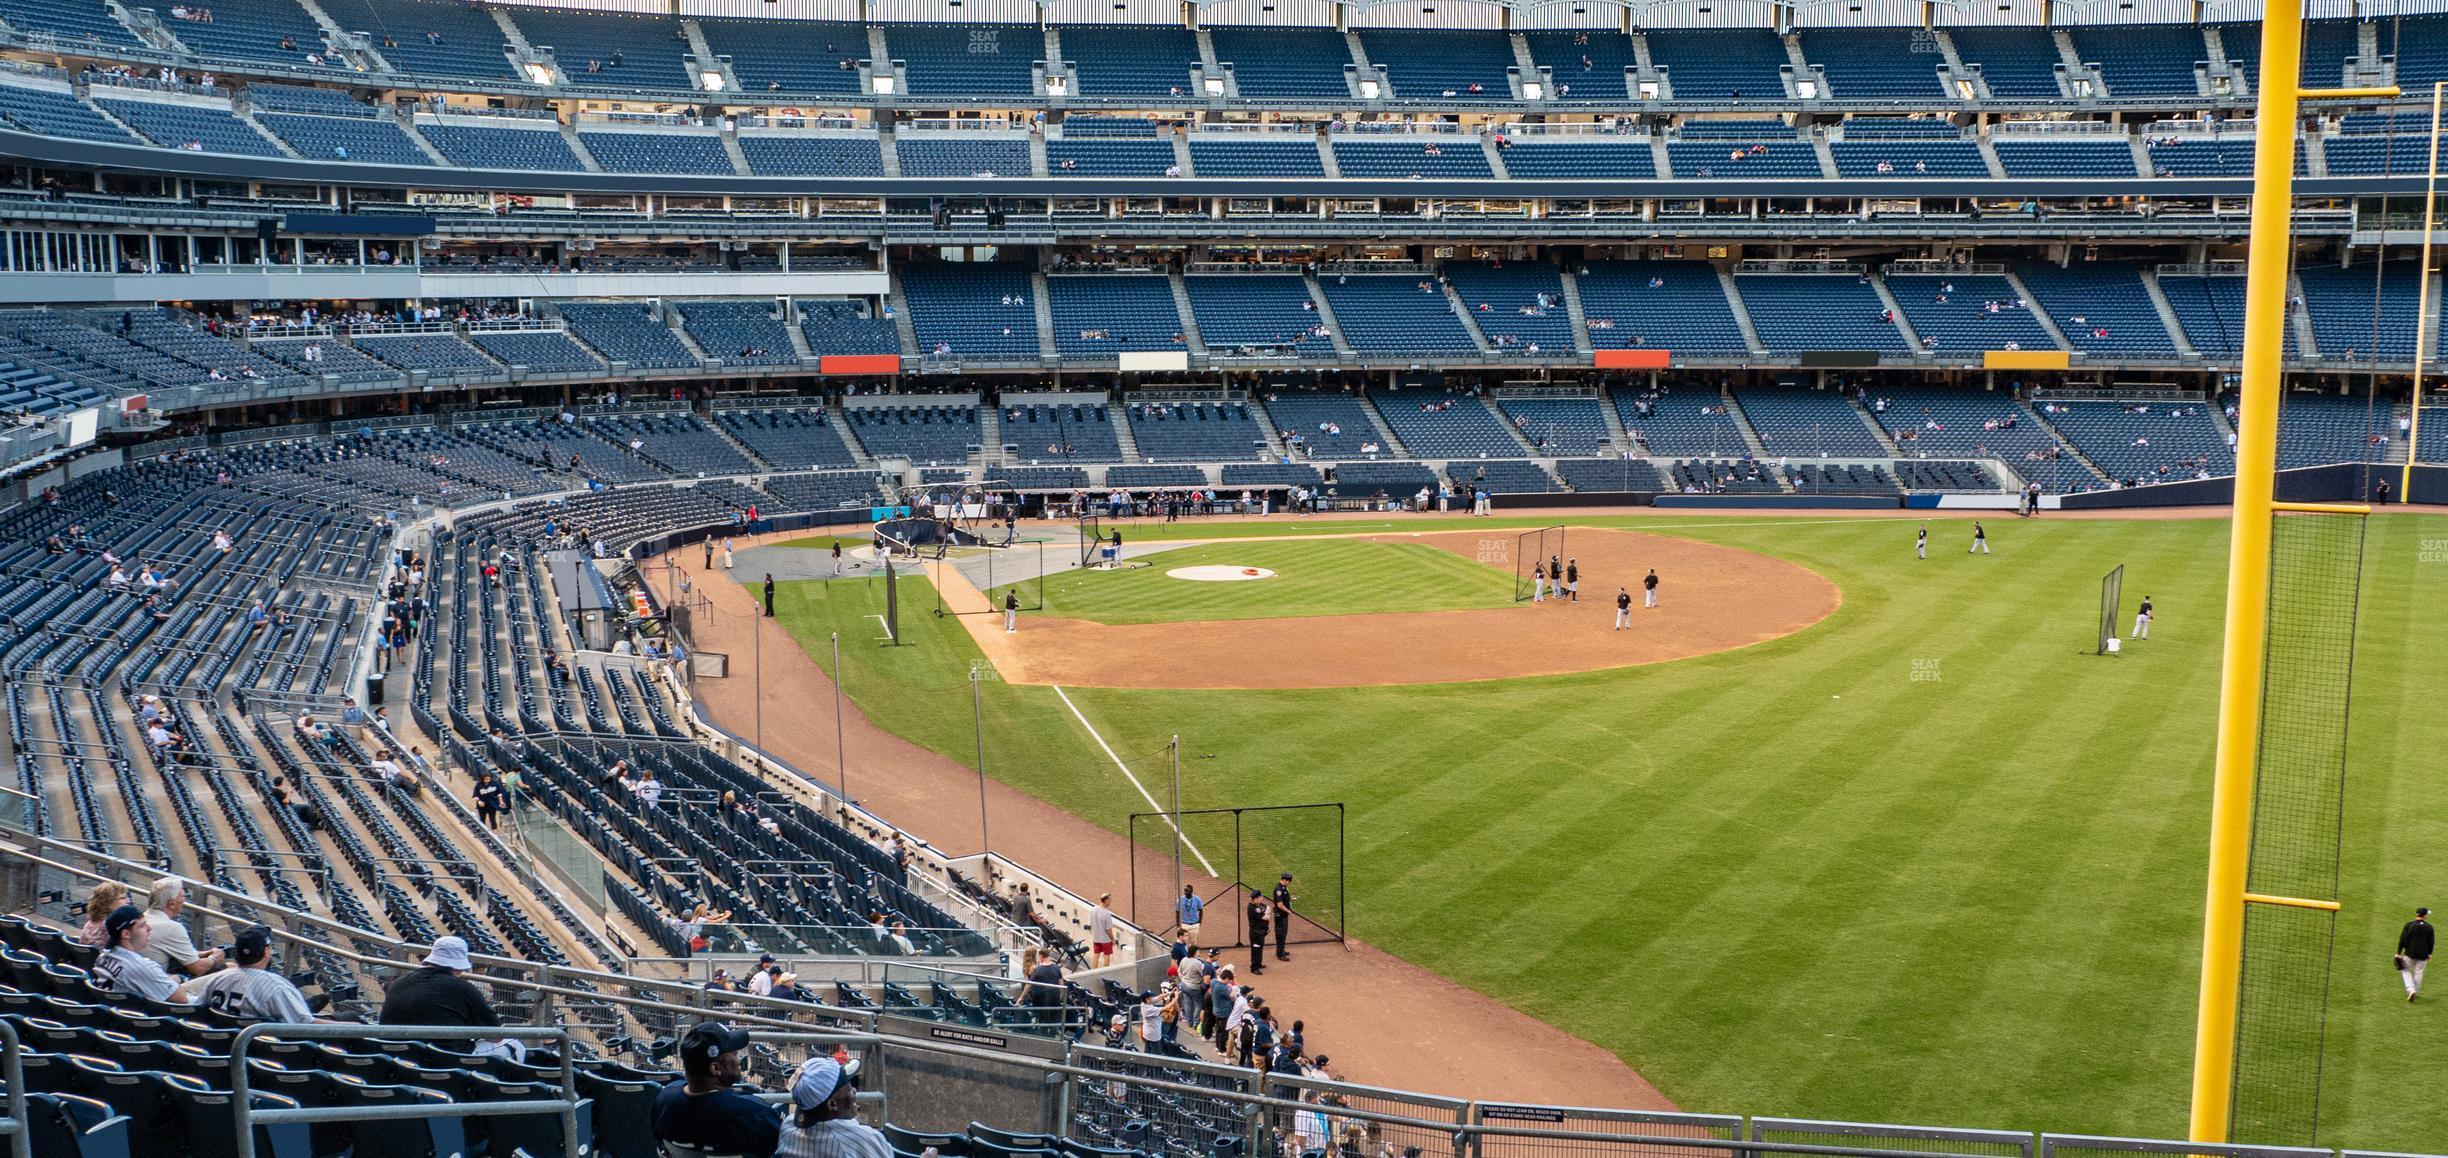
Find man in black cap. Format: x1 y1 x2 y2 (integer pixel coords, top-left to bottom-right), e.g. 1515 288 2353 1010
1246 889 1271 975
2399 906 2434 1002
652 1021 781 1158
181 925 326 1023
1271 873 1294 962
93 905 190 1004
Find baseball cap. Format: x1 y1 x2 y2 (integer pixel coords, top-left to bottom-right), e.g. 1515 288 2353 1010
682 1021 751 1063
422 936 473 970
758 953 776 964
1280 872 1293 880
790 1055 862 1109
103 905 146 946
233 925 273 966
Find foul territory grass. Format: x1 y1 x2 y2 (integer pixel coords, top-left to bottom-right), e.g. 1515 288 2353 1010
986 538 1518 624
768 513 2448 1148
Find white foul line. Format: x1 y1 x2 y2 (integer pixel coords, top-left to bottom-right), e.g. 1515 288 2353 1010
1050 684 1219 878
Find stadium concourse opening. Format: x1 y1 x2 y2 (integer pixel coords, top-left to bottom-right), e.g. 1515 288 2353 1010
937 526 1840 689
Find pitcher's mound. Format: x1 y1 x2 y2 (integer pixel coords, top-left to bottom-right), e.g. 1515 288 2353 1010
1168 565 1277 582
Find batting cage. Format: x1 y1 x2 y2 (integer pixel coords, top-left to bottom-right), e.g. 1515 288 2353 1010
2095 564 2124 655
1128 803 1344 949
1513 525 1566 602
2223 510 2367 1144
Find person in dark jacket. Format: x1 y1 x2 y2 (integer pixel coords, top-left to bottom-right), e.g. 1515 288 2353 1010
2400 906 2434 1002
651 1021 780 1158
378 937 499 1029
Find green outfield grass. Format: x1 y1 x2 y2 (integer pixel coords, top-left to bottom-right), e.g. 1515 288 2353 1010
768 513 2448 1147
985 538 1518 624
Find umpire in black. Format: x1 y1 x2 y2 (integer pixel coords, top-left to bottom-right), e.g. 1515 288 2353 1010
1245 889 1271 975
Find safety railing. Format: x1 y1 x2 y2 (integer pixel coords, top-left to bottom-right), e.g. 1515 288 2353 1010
229 1023 579 1158
0 1020 25 1158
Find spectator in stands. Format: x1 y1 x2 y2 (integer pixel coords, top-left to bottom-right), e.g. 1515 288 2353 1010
777 1055 881 1158
77 881 128 947
94 905 193 1003
146 878 224 977
176 925 328 1023
1089 893 1117 968
474 770 508 830
653 1021 782 1158
378 935 500 1029
1023 946 1067 1025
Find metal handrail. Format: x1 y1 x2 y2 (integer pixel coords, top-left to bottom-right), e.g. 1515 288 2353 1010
0 1020 25 1158
229 1022 578 1158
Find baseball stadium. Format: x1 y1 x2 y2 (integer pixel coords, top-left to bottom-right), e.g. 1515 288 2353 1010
0 0 2442 1155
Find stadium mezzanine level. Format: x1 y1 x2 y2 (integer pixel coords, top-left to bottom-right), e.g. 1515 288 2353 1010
3 111 2443 202
0 1 2435 119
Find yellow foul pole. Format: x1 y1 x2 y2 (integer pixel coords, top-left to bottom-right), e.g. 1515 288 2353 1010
2188 6 2308 1143
2403 81 2444 503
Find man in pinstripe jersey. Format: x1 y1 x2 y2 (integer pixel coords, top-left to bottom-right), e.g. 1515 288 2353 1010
179 926 329 1023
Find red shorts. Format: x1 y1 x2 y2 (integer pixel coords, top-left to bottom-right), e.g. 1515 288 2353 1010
1093 941 1115 955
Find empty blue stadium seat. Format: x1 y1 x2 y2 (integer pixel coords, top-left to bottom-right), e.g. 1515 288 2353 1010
1496 137 1656 179
1945 27 2063 99
1330 137 1492 179
2296 262 2421 362
97 98 282 156
1046 275 1184 357
1522 29 1638 100
1736 274 1908 354
0 0 138 47
897 134 1031 177
258 113 430 164
1497 396 1612 456
673 300 797 366
886 24 1042 96
1208 26 1353 99
798 302 900 357
1318 276 1479 357
1372 386 1521 458
1058 25 1200 98
467 330 601 372
155 0 331 67
2069 24 2206 97
703 19 868 95
1262 391 1389 459
352 332 499 375
1884 273 2055 355
1186 136 1324 177
1647 29 1789 100
738 133 884 176
2157 274 2293 360
578 129 733 174
716 406 862 469
1732 385 1887 457
555 302 699 368
512 8 693 88
1574 261 1748 357
1666 133 1819 178
846 404 977 465
1047 136 1175 176
2039 399 2233 483
1360 29 1514 101
1991 137 2138 178
1444 261 1573 355
1799 28 1951 101
902 264 1039 359
1124 401 1266 462
1830 137 1988 178
319 0 518 80
2014 262 2180 359
0 84 139 144
417 121 583 170
1184 276 1334 357
2147 137 2254 176
1617 388 1751 456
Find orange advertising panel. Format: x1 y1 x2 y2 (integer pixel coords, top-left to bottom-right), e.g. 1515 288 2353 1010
819 355 903 375
1593 349 1672 369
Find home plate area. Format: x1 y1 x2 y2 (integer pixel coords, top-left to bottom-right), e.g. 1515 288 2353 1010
1167 565 1277 581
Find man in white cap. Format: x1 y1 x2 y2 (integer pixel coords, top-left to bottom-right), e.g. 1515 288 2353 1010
778 1055 887 1158
377 935 499 1030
